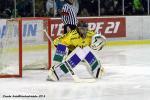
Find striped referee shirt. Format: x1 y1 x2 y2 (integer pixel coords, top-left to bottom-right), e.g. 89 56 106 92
61 3 78 25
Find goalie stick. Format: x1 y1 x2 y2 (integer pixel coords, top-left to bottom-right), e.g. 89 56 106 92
43 30 96 83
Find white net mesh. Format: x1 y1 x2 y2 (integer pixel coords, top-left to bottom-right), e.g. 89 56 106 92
0 18 52 77
22 19 49 70
0 19 19 75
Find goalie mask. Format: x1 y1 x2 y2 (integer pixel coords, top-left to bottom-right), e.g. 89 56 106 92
77 21 88 38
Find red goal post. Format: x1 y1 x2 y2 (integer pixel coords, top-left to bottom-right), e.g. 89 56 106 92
0 17 52 78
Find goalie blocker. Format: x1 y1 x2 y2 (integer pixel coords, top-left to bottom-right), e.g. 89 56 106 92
47 44 103 81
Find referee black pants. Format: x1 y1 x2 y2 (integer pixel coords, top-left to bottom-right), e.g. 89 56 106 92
64 24 77 34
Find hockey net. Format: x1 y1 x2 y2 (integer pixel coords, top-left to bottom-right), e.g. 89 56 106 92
0 18 52 78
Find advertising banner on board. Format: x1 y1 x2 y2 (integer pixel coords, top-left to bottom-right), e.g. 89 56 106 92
50 17 126 38
0 17 126 44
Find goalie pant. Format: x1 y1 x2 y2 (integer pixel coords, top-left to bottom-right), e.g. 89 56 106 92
48 44 102 81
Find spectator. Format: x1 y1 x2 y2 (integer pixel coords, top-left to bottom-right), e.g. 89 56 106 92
46 0 57 17
79 8 89 17
100 0 106 15
73 0 79 15
35 0 46 17
133 0 144 15
0 0 14 18
88 0 98 16
124 0 133 15
141 0 148 14
16 0 33 17
11 9 21 18
0 8 12 18
100 0 114 15
113 0 123 15
79 0 97 16
55 0 65 16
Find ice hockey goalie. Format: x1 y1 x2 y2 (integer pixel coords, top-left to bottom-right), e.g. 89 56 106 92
47 21 106 81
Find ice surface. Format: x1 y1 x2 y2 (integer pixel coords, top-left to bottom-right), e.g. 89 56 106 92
0 45 150 100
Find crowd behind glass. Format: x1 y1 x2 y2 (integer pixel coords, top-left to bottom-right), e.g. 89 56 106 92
0 0 149 18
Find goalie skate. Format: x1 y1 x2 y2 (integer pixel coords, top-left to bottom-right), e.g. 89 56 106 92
47 66 59 81
96 66 104 78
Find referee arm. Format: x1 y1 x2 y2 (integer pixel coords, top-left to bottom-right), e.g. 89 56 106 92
61 11 69 16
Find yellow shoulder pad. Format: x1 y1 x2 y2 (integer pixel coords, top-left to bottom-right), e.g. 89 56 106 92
66 30 79 39
86 30 95 37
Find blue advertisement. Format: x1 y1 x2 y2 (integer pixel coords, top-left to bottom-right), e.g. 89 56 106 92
0 23 38 39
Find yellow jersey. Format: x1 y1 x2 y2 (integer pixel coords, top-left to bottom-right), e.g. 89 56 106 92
54 30 95 51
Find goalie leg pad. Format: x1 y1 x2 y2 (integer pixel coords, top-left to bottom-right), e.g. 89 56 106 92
48 56 81 80
51 54 82 80
47 62 69 81
66 47 85 68
67 53 81 68
53 44 68 62
54 63 69 77
48 47 84 80
56 47 84 74
47 66 60 81
83 46 102 78
85 51 100 71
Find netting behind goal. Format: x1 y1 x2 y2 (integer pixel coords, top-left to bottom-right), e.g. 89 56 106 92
0 18 52 78
21 18 51 70
0 19 22 77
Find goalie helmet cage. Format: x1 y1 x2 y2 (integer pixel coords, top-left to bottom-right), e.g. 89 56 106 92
0 18 52 78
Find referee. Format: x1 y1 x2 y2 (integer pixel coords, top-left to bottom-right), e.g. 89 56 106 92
61 0 78 34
